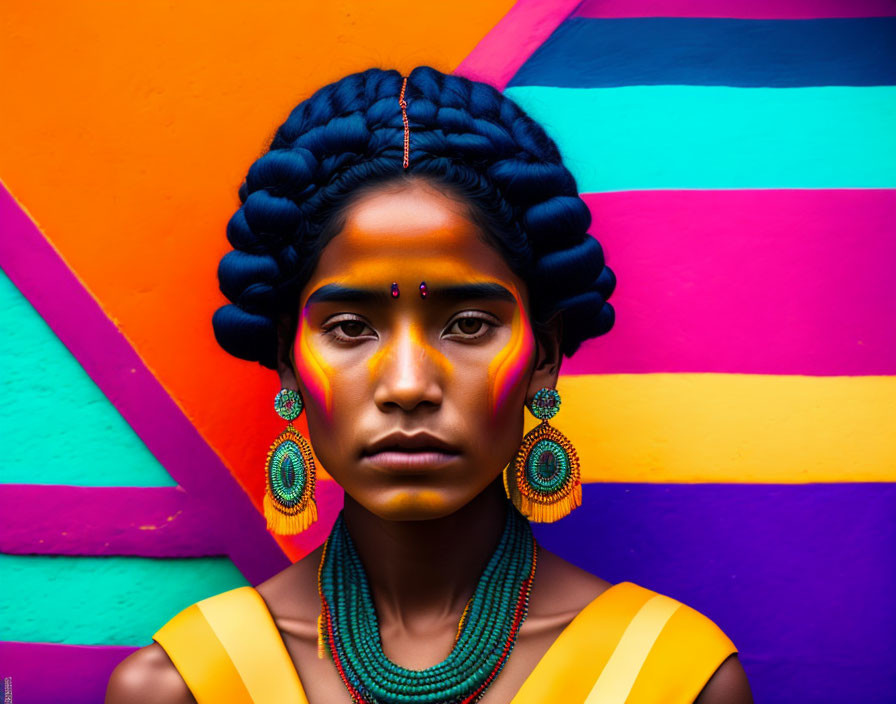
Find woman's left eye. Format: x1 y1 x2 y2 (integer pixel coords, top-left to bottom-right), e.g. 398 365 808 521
444 314 497 340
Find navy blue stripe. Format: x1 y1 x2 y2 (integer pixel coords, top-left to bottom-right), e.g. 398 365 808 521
532 482 896 703
508 17 896 88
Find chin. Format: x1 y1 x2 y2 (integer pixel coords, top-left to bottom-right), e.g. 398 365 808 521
358 487 470 522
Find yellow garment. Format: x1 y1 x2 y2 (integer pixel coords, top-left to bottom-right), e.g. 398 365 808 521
152 581 736 704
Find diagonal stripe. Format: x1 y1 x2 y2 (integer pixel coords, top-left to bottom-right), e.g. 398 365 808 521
502 86 896 191
0 266 175 486
546 374 896 483
509 18 896 88
573 0 896 19
564 190 896 377
585 594 681 703
628 602 739 703
153 604 255 703
511 582 654 703
454 0 581 91
0 183 289 582
196 587 308 704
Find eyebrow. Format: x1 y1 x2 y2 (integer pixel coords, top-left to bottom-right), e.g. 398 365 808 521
304 282 516 307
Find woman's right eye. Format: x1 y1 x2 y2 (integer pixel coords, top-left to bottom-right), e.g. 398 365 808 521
323 317 376 343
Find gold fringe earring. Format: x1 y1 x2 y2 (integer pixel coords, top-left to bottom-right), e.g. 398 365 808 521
506 387 582 523
264 388 318 534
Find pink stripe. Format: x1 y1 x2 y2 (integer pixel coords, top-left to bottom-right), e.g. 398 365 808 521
0 185 289 583
0 641 136 704
574 0 896 19
563 190 896 376
453 0 582 91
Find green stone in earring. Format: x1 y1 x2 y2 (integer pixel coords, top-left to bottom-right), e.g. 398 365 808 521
274 388 303 421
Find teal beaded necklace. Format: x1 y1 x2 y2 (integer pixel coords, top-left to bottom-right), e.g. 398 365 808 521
317 506 537 704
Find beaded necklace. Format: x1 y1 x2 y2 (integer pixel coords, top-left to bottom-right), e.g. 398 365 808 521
317 506 537 704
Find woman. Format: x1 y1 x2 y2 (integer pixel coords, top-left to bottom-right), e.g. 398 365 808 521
107 66 752 703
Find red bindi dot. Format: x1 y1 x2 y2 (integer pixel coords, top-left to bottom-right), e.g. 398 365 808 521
391 282 400 298
419 281 427 298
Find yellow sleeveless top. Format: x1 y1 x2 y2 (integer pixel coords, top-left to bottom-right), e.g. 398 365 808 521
152 581 737 703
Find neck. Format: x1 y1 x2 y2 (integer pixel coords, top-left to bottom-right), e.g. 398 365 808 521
341 478 510 626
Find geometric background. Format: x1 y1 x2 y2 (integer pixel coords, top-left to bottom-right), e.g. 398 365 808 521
1 1 894 702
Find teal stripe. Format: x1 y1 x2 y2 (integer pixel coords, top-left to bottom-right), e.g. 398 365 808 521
503 86 896 191
0 554 249 646
0 268 175 486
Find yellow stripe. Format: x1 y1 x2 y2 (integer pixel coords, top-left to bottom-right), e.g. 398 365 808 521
584 595 681 704
627 600 738 703
530 374 896 483
152 604 255 704
511 582 654 703
196 587 307 704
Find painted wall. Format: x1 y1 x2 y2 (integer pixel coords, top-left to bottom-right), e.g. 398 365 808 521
1 1 893 702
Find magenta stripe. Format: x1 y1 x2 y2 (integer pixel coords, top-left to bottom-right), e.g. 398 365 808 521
574 0 896 19
0 485 221 556
563 189 896 376
453 0 581 91
0 641 136 704
0 185 288 582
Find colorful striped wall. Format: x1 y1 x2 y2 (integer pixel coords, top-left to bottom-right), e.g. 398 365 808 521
1 1 893 702
458 2 896 702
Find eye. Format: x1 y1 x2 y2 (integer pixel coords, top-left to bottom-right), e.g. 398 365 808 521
444 313 498 341
322 316 376 343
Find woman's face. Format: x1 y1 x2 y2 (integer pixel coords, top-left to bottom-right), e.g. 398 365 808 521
280 179 559 521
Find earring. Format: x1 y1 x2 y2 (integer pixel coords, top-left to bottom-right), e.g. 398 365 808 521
264 388 318 534
505 388 582 523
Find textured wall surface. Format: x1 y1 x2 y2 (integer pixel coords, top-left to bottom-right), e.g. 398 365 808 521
1 1 894 702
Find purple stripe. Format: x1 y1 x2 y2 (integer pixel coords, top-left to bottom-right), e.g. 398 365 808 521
564 190 896 376
0 641 136 704
573 0 896 19
533 482 896 703
0 485 224 556
0 185 288 582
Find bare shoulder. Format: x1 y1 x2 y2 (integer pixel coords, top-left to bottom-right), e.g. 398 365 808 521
254 545 323 632
105 642 196 704
528 546 613 621
693 653 753 704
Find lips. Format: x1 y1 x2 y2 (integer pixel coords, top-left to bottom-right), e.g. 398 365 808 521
361 431 461 471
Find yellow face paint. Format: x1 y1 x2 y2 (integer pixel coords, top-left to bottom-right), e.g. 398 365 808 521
293 305 334 416
487 281 535 418
381 489 449 514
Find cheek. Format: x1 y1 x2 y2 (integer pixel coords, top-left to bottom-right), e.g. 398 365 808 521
293 309 334 419
487 299 535 420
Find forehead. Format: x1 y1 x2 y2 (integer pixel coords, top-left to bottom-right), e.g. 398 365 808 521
305 182 523 292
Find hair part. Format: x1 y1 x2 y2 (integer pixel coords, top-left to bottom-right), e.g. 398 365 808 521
213 66 616 369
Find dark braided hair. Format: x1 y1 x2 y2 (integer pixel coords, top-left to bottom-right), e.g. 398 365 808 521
213 66 616 369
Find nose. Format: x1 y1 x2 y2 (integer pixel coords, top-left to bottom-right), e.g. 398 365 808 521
372 322 445 413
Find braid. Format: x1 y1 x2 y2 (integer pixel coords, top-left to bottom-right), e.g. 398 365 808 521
213 66 615 368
